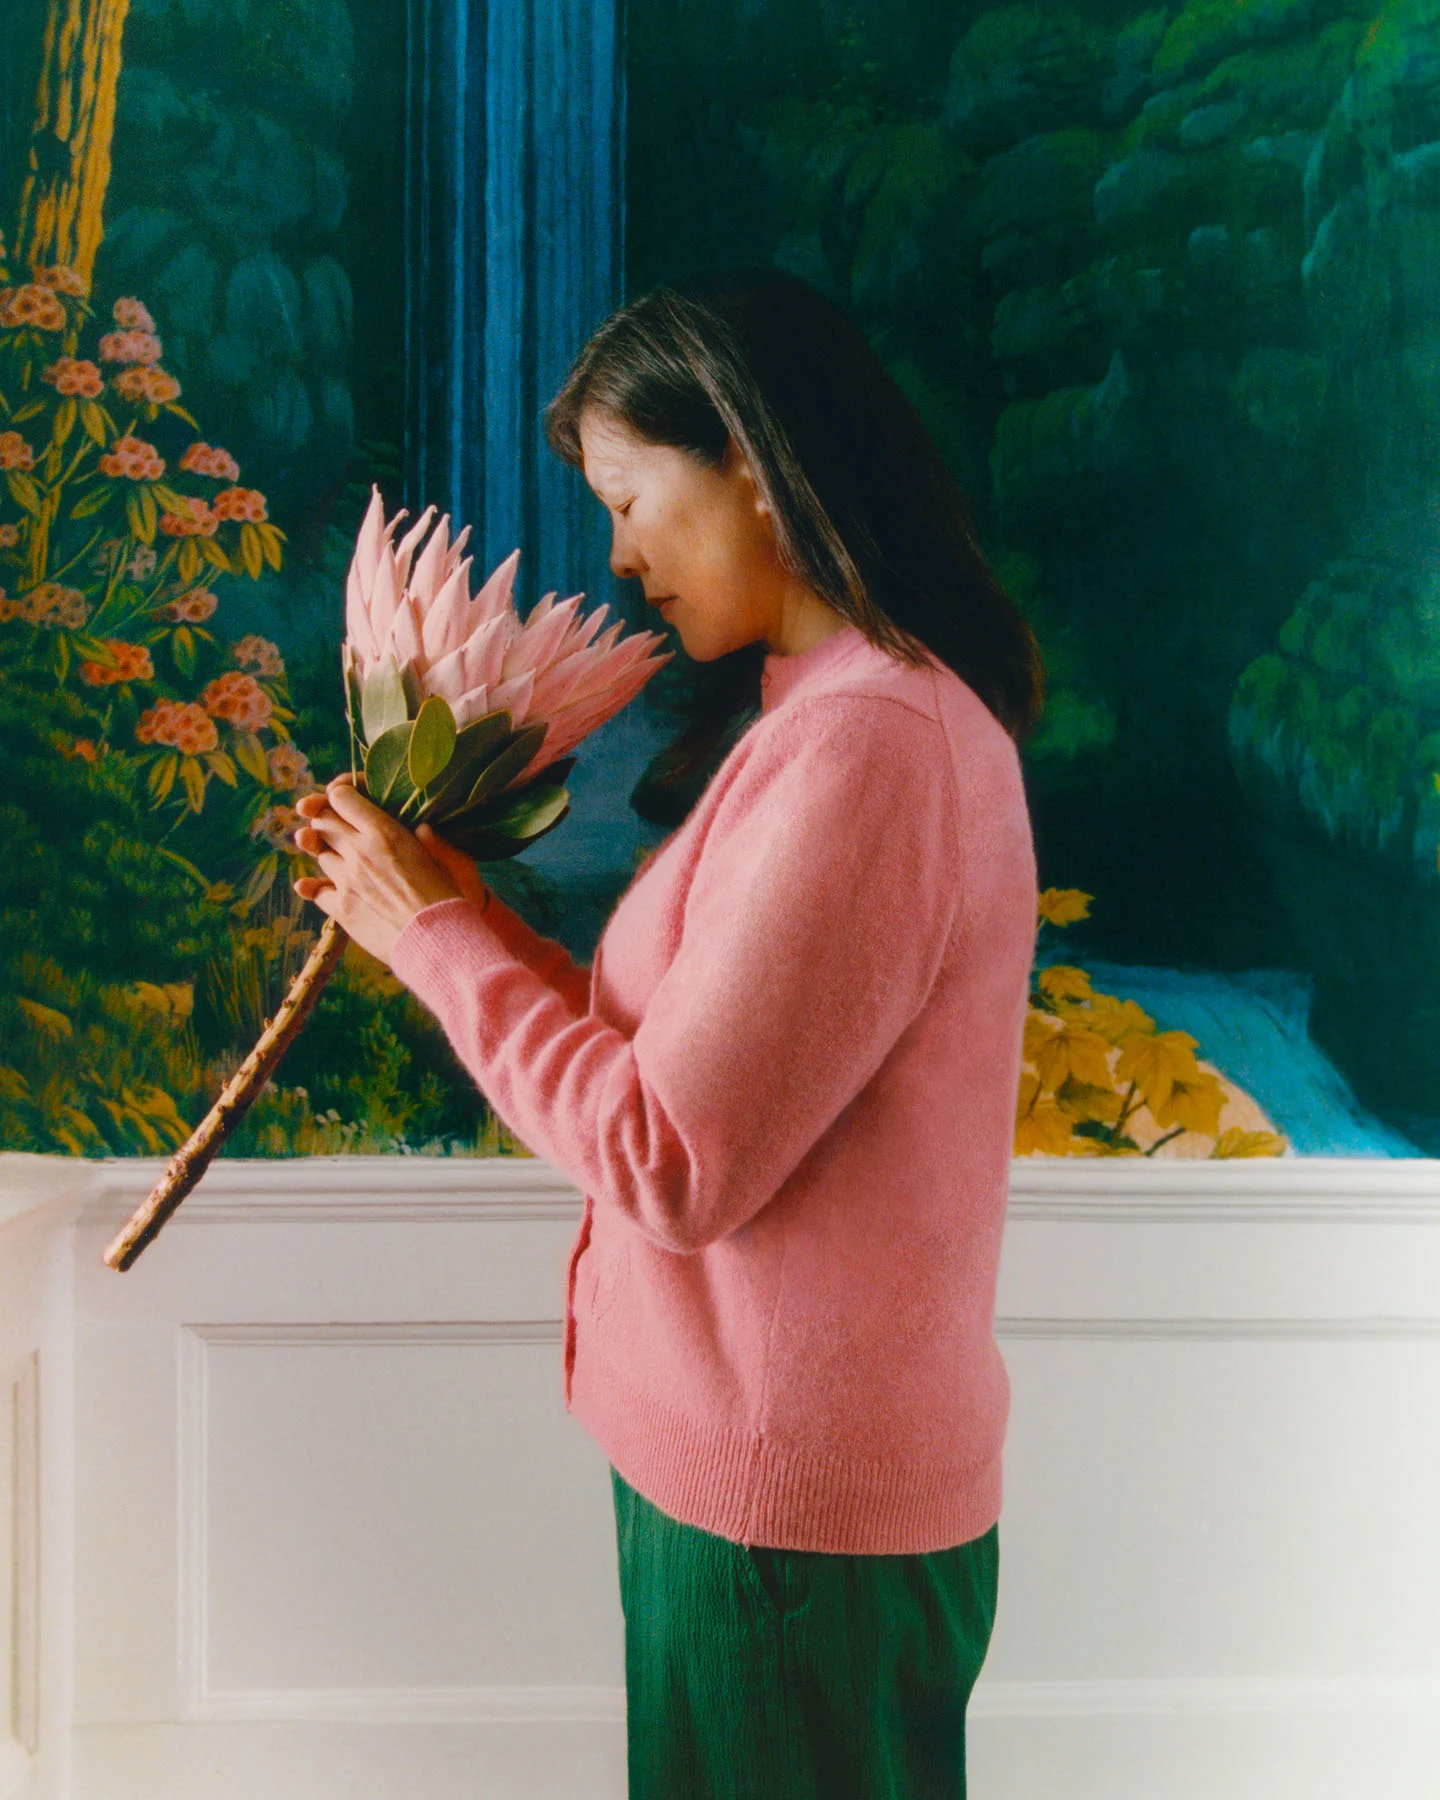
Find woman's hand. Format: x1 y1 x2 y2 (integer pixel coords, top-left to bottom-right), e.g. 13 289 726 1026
292 774 491 966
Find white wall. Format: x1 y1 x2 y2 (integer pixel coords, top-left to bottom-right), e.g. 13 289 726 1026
2 1152 1437 1799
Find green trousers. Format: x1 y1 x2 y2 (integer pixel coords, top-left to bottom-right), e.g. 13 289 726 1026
611 1466 999 1800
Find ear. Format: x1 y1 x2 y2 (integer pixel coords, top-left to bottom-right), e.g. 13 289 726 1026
724 435 772 520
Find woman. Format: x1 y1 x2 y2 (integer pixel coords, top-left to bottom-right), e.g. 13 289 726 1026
293 267 1042 1799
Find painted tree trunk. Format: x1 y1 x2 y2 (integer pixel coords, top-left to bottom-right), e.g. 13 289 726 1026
14 0 130 284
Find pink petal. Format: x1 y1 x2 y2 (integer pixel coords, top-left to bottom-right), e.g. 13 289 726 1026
419 556 474 664
368 544 401 650
472 549 521 625
393 505 438 594
382 590 425 674
457 612 510 692
345 560 377 664
526 644 607 718
485 666 536 727
405 510 451 603
501 594 580 681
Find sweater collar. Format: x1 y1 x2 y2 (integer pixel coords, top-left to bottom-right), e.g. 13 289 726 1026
760 622 868 715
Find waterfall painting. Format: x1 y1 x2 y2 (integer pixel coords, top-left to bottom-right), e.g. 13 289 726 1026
627 0 1440 1158
2 0 1437 1162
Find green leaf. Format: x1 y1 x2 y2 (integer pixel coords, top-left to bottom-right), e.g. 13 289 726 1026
440 798 571 864
140 485 158 542
408 694 457 789
365 720 416 806
172 624 196 679
177 538 200 583
6 470 41 516
485 782 570 841
406 711 509 821
206 750 238 786
9 401 44 424
465 720 548 809
53 396 76 449
360 655 408 742
69 483 110 518
399 660 424 719
80 399 108 445
258 521 283 571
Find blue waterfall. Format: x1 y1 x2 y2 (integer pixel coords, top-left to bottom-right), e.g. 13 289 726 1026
403 0 667 953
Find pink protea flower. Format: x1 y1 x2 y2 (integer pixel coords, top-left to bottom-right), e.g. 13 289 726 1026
344 486 670 781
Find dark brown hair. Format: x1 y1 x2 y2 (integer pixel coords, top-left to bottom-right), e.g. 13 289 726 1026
545 268 1043 782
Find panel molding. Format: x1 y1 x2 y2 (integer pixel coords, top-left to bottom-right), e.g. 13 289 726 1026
78 1154 1440 1229
176 1319 568 1723
170 1670 1440 1726
2 1353 39 1763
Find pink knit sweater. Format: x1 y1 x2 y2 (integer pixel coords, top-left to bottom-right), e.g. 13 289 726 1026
390 622 1037 1554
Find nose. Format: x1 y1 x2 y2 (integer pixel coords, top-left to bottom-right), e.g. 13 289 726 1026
608 518 646 581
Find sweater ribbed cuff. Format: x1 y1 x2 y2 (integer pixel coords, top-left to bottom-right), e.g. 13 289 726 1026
389 894 512 1011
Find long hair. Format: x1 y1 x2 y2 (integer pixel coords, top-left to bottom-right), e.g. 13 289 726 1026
545 268 1043 804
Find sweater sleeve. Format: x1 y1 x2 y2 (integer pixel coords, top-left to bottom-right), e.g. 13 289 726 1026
390 695 961 1253
472 886 592 1019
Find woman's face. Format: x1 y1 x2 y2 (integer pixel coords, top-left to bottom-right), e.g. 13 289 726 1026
577 406 793 661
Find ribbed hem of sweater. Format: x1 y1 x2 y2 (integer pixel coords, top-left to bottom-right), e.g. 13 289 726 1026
569 1339 1002 1556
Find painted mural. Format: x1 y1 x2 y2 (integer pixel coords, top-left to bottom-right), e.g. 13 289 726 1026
628 0 1440 1157
0 0 1432 1162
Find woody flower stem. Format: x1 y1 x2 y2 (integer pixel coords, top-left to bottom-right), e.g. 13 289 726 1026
102 915 349 1271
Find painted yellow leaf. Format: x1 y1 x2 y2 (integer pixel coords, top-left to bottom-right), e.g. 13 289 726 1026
1114 1029 1202 1114
1038 964 1092 1004
1014 1075 1075 1154
0 1065 30 1100
1086 993 1156 1043
1212 1128 1288 1159
1152 1071 1226 1137
1038 887 1092 926
1032 1020 1113 1091
16 997 72 1040
1054 1077 1125 1124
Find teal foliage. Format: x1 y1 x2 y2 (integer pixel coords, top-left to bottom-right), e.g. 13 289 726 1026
1231 560 1440 873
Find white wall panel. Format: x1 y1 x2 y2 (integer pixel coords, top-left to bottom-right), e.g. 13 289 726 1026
0 1152 1436 1799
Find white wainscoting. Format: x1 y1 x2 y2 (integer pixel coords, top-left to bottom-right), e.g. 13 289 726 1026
0 1151 1437 1800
